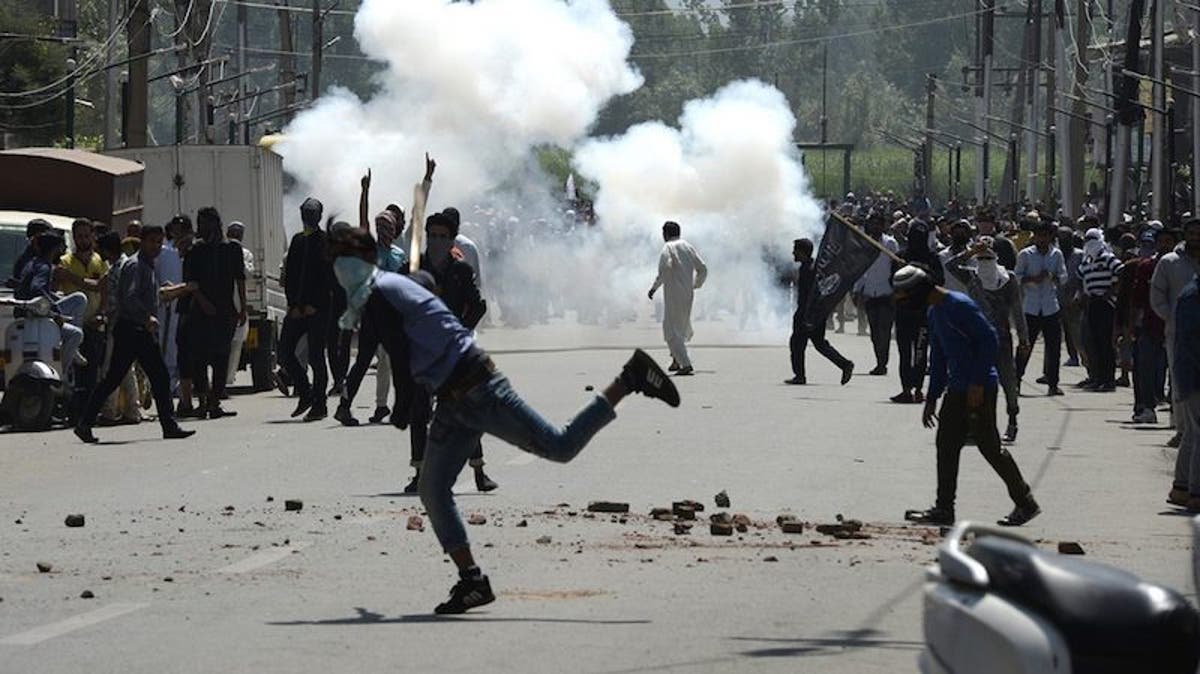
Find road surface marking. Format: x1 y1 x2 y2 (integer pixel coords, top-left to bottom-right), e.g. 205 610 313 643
217 542 311 574
0 603 148 645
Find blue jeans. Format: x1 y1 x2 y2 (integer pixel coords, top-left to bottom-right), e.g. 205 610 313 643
419 373 617 552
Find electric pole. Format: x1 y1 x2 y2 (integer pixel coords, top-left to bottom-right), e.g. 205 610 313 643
1025 0 1042 201
311 0 323 100
976 0 995 204
1108 0 1145 228
237 0 248 143
125 0 150 148
1193 4 1200 215
104 0 119 148
924 74 935 198
65 57 76 149
1150 0 1166 219
278 0 297 128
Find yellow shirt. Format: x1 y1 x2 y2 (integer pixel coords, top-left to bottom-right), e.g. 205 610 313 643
58 251 109 321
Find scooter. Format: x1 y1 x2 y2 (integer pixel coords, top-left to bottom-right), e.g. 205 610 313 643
921 519 1200 674
0 296 67 431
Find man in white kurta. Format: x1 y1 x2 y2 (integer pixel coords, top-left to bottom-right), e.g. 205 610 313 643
648 221 707 375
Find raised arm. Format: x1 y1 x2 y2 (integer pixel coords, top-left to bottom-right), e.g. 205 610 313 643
358 169 371 231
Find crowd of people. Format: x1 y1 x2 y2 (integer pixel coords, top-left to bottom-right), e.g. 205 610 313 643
785 192 1200 520
5 167 1199 614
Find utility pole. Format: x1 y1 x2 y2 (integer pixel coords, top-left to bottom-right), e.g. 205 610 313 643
1000 1 1033 207
1054 0 1074 217
1108 0 1146 228
924 74 935 198
1025 0 1042 201
278 0 297 129
311 0 323 100
125 0 150 148
1067 0 1090 216
1044 7 1057 204
976 0 995 203
1150 0 1166 219
103 0 119 148
65 57 76 149
237 0 248 143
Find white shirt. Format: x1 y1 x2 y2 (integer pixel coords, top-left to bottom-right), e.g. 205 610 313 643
853 234 899 298
454 234 482 290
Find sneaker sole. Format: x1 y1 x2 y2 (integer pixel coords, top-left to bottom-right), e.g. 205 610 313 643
633 349 680 408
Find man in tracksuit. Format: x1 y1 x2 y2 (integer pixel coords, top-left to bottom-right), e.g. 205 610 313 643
329 227 680 614
893 264 1041 527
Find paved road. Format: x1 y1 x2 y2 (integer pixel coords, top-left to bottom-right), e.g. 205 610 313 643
0 317 1191 673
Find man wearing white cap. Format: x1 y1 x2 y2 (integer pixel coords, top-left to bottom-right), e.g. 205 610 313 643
1077 228 1123 391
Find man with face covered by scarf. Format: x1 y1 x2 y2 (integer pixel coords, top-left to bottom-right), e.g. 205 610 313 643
937 219 975 293
278 197 336 422
944 237 1030 441
1077 228 1123 391
327 227 679 614
891 218 943 404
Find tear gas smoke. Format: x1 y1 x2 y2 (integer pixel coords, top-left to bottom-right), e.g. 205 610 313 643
278 0 825 338
279 0 641 219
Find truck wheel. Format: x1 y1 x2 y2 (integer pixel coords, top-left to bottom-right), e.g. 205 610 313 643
12 379 55 431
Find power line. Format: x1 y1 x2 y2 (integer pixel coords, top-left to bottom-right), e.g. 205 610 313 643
631 5 1004 59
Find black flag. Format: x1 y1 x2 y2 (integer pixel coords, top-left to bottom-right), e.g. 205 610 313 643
803 216 882 328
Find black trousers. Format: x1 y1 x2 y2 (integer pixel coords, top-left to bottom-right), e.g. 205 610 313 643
935 388 1032 511
278 312 329 406
790 310 852 378
327 314 349 387
81 320 175 430
410 388 483 467
1084 297 1116 385
67 326 105 422
191 320 234 402
1017 312 1062 386
895 310 928 392
341 323 378 408
864 297 895 368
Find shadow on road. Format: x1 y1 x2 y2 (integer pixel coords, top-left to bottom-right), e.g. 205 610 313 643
267 607 650 626
730 628 923 658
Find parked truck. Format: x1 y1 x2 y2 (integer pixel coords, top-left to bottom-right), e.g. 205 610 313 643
0 148 144 402
108 145 289 392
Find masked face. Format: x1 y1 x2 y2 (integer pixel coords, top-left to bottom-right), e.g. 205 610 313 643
426 224 454 264
333 255 378 330
1083 238 1105 258
976 257 1002 290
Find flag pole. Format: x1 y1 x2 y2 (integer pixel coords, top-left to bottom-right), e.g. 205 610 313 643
828 211 905 264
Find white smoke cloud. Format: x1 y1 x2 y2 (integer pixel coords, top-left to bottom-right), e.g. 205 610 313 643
279 0 643 219
277 0 825 337
573 80 825 327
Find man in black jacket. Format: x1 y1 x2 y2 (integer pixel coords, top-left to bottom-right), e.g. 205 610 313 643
405 211 495 493
278 197 335 421
786 238 816 385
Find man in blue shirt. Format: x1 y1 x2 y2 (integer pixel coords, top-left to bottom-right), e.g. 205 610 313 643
1014 221 1068 395
893 264 1040 527
330 227 680 615
1170 278 1200 510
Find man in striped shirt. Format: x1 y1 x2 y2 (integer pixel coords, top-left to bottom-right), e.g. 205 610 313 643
1078 228 1123 391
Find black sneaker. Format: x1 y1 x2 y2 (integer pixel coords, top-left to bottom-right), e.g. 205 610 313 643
290 396 312 418
890 391 914 404
840 362 855 386
434 575 495 615
404 473 420 494
163 425 196 440
303 405 328 423
475 469 498 493
74 425 99 444
176 404 204 419
620 349 680 407
997 499 1041 527
1047 386 1064 397
369 406 390 424
206 406 237 420
905 506 954 526
1003 418 1018 442
784 376 806 385
334 404 359 427
674 366 694 376
868 366 887 376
